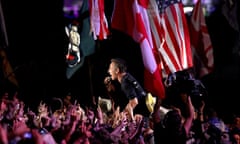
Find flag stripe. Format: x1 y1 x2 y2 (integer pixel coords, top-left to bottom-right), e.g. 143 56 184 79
89 0 109 40
163 13 184 70
190 0 214 77
154 0 193 75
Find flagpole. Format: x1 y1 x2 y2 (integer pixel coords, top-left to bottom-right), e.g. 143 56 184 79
0 0 8 48
87 56 94 105
0 0 19 88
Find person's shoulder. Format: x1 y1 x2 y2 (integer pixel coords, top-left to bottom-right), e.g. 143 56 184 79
125 73 137 82
126 72 134 78
122 73 130 81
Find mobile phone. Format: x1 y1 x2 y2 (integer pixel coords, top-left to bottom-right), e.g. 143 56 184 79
39 128 48 135
23 132 32 139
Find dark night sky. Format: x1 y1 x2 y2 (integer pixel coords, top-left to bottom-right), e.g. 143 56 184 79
1 0 240 116
1 0 68 110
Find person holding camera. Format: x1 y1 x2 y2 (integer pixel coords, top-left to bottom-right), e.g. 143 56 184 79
153 93 195 144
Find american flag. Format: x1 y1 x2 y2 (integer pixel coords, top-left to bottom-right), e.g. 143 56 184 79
189 0 214 78
149 0 193 76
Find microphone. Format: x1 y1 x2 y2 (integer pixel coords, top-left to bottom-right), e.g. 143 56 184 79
104 76 112 85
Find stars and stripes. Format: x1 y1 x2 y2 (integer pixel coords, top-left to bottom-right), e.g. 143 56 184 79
152 0 193 75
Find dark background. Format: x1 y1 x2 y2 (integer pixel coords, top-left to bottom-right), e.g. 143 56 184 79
1 0 240 117
1 0 67 111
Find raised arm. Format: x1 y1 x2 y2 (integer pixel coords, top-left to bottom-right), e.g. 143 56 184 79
183 95 195 136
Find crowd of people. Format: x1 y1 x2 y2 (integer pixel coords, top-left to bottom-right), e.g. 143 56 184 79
1 58 240 144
